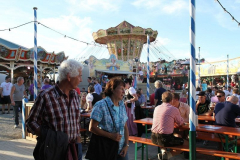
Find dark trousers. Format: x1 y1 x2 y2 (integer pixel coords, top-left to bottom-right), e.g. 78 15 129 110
13 101 22 125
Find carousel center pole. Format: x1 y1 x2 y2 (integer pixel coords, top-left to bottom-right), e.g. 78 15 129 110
33 7 38 100
189 0 196 159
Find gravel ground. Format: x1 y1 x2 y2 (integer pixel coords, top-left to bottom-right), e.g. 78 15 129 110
0 110 22 141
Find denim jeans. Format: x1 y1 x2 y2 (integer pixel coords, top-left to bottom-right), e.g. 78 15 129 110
76 142 82 160
117 152 128 160
13 101 22 125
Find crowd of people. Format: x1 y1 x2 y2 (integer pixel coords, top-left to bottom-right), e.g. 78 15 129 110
1 58 240 160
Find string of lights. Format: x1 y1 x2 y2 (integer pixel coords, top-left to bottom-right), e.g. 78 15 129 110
0 21 34 31
215 0 240 27
0 20 110 48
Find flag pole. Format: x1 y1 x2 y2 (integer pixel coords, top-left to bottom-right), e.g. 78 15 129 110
147 35 150 101
33 7 38 100
189 0 196 159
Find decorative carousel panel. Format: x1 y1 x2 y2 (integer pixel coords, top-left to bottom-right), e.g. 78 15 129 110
134 40 141 57
37 48 47 61
0 45 11 58
92 32 98 40
145 28 153 36
129 39 135 56
132 27 144 35
107 27 118 36
55 52 65 63
109 41 116 55
119 27 131 35
97 29 106 38
115 40 122 59
152 31 158 39
122 39 129 61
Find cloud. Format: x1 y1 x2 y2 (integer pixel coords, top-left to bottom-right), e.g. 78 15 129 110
66 0 121 12
162 0 188 14
131 0 188 14
39 15 92 32
214 12 238 30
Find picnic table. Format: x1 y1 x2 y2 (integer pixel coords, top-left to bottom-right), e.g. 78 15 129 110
80 112 91 143
198 115 240 123
140 106 155 117
134 118 240 159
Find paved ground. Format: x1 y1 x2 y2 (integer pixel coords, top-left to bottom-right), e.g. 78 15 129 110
0 111 217 160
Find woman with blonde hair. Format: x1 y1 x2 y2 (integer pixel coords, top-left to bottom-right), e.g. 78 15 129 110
86 85 94 112
80 92 87 110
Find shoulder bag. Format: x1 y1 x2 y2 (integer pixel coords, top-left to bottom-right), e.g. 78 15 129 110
85 100 119 160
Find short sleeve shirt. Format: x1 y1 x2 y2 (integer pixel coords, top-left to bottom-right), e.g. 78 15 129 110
197 100 210 115
154 87 166 106
0 82 13 96
128 87 136 95
90 96 128 153
86 93 93 102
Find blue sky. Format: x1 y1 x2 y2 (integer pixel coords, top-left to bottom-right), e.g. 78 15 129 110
0 0 240 63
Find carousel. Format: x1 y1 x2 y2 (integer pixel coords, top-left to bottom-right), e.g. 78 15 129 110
0 38 68 85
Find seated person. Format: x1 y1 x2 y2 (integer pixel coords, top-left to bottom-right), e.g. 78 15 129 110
196 91 211 116
151 91 186 159
136 90 146 106
209 90 225 110
214 95 240 127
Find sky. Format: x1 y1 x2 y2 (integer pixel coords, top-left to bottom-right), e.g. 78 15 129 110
0 0 240 63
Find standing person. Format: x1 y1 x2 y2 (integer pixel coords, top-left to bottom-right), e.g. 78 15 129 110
10 77 27 128
154 80 166 106
138 69 144 82
179 89 188 103
87 77 94 87
124 78 138 136
26 59 83 160
88 77 129 160
29 81 34 101
201 80 207 91
94 78 102 95
232 88 240 105
41 78 52 90
0 76 13 114
151 91 185 159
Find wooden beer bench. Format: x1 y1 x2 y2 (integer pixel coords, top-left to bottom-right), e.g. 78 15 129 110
129 136 240 160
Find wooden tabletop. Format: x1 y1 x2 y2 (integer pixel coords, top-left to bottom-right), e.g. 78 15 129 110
81 113 91 118
134 118 240 136
198 115 240 123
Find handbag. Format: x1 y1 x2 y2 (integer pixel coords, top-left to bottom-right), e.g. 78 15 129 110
85 100 119 160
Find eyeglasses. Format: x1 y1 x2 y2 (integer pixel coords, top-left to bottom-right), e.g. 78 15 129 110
217 95 223 98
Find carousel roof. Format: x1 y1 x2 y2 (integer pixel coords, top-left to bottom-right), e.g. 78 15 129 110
0 37 68 64
0 38 28 50
92 20 158 44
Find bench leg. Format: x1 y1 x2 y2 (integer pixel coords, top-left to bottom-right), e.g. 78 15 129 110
142 144 144 160
146 144 148 160
135 142 138 160
234 136 237 153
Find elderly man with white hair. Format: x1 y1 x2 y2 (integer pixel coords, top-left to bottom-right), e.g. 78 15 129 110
214 95 240 127
154 80 166 106
26 59 83 160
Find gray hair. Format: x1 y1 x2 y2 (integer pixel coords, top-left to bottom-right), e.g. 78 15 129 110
154 80 163 89
17 77 24 82
44 78 50 84
228 95 239 105
58 59 83 82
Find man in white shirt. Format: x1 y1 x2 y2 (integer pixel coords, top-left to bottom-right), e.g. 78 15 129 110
138 69 144 82
0 76 13 114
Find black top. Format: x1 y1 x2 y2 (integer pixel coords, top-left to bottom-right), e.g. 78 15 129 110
92 93 102 106
154 87 166 106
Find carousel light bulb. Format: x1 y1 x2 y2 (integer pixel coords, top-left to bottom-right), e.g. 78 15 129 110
27 66 30 69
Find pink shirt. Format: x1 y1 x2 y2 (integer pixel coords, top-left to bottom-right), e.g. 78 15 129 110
151 103 184 134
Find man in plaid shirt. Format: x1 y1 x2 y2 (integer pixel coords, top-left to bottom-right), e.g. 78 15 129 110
26 59 83 160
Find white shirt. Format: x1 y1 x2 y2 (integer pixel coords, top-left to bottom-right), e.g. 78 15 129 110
139 71 143 76
0 82 13 96
86 93 93 102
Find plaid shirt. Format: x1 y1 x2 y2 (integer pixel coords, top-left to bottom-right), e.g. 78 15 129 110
26 85 81 141
90 96 128 153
